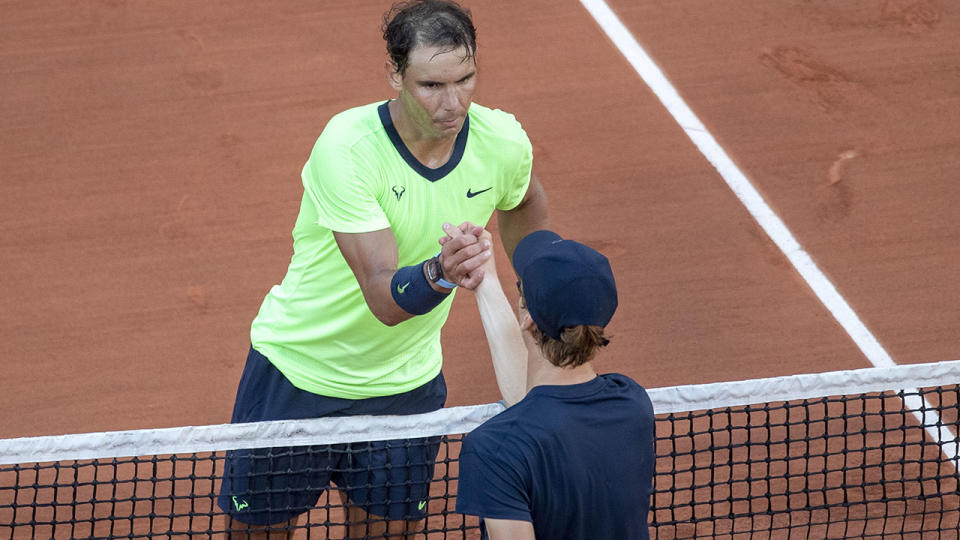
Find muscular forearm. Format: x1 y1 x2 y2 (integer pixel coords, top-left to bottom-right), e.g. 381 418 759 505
340 268 415 326
335 230 450 327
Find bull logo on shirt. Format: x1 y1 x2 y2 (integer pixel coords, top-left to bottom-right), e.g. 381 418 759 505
392 185 406 201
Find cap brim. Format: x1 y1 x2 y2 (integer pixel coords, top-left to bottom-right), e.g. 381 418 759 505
512 230 563 276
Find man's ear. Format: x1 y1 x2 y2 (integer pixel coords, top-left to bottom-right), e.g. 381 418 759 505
519 313 535 332
386 59 402 91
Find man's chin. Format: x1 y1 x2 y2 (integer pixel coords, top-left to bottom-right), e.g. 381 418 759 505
437 119 463 134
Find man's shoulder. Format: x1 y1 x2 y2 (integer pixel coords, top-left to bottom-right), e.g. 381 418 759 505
467 103 529 145
468 102 519 121
464 402 532 446
461 409 541 472
467 404 523 435
464 397 553 450
594 374 656 425
597 372 645 392
329 101 384 122
317 101 387 145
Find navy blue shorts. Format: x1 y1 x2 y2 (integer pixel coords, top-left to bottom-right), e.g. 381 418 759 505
217 347 447 525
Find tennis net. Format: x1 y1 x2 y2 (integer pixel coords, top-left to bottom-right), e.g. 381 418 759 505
2 360 959 539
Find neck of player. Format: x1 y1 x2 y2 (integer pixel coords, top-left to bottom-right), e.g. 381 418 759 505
526 351 598 391
388 99 459 169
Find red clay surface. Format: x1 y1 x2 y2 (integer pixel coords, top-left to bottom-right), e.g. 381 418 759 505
1 0 958 446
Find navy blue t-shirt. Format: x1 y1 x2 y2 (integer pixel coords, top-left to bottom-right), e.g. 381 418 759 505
455 373 655 539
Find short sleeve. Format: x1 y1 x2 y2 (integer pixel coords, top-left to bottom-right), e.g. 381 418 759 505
301 137 390 233
496 121 533 212
456 443 532 522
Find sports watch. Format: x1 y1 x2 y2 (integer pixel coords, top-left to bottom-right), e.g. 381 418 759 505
426 253 458 289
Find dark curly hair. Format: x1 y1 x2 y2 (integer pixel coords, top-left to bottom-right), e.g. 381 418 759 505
382 0 477 74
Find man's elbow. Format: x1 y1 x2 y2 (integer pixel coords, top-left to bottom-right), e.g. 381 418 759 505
356 285 409 326
368 299 415 326
371 308 406 327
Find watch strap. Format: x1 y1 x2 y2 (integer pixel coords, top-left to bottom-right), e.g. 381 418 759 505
436 277 458 289
433 252 458 289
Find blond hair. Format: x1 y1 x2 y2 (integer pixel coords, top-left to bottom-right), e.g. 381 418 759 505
529 325 610 368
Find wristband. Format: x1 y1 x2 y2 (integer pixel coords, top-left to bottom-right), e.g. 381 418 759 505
391 261 451 315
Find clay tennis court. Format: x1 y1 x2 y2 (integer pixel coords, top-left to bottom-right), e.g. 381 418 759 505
2 0 959 536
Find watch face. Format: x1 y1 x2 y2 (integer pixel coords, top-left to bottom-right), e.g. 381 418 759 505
427 257 442 282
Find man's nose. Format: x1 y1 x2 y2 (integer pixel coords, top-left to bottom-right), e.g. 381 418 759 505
442 86 460 110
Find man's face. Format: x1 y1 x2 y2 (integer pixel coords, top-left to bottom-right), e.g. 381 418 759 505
391 44 477 139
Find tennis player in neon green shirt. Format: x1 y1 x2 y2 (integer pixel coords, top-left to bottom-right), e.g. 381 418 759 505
218 2 549 538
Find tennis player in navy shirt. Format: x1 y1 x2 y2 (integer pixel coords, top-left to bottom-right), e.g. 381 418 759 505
454 229 656 539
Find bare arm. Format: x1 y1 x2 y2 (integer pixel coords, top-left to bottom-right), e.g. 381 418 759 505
335 226 491 326
439 224 527 405
473 233 527 406
334 228 417 326
483 518 536 540
497 173 549 262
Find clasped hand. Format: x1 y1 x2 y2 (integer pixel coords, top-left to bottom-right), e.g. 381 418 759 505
437 222 493 290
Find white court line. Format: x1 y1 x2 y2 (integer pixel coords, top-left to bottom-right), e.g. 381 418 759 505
578 0 957 464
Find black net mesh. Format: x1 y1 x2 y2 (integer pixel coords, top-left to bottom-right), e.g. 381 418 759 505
2 370 959 539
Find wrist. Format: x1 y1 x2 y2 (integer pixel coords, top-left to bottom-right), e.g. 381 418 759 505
391 260 450 316
427 252 458 289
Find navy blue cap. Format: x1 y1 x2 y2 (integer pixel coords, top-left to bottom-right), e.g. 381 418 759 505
512 230 618 340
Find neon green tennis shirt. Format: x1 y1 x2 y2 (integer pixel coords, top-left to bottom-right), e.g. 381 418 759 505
250 101 533 399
